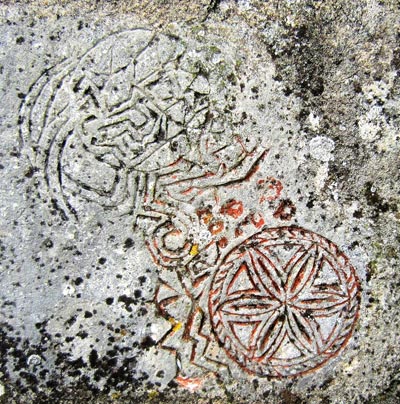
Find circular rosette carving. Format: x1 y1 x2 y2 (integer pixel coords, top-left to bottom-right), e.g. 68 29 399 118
208 226 361 377
146 213 197 269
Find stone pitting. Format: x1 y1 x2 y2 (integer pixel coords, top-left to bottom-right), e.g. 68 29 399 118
17 26 362 384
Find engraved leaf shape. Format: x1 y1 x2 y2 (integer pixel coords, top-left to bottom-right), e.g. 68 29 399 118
255 310 286 357
285 245 321 300
220 297 281 317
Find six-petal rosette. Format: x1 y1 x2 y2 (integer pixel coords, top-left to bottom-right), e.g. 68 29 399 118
209 227 360 377
20 28 362 380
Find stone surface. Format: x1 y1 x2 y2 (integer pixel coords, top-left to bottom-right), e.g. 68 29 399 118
0 1 399 403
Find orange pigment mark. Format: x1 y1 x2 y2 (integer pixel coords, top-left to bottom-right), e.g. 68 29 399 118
273 199 296 221
217 237 228 248
196 208 213 224
167 229 182 237
214 190 220 205
154 199 166 206
193 272 210 288
258 177 283 203
220 200 244 219
175 376 203 392
167 156 183 167
250 212 265 228
209 220 224 235
181 187 195 195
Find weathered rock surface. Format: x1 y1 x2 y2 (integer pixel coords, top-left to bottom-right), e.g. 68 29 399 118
0 1 399 403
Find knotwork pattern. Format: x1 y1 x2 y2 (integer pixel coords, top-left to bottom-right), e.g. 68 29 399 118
20 29 251 222
20 29 361 381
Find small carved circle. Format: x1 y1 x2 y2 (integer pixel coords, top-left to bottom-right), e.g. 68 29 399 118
209 226 360 377
146 213 196 268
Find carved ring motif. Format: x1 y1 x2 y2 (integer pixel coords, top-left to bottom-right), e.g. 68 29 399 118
209 227 360 377
20 29 362 381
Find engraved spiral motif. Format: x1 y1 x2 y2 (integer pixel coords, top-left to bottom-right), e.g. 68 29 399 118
209 226 361 377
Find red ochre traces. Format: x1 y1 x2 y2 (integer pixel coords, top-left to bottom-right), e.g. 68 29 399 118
19 27 361 383
258 177 283 203
220 199 244 219
208 226 361 378
273 199 296 221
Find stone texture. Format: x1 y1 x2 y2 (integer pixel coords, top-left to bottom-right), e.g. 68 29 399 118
0 1 399 403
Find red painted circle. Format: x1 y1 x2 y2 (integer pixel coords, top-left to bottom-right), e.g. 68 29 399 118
209 226 361 377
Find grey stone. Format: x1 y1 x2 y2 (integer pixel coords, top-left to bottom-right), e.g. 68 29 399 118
0 1 399 403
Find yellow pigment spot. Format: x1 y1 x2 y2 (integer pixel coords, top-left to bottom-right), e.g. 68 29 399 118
173 322 182 332
148 390 159 399
111 392 121 399
189 244 199 256
168 317 183 332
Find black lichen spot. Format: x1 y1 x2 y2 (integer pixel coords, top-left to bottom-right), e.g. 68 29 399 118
16 36 25 44
98 257 107 265
24 166 37 178
105 297 114 305
364 181 393 217
65 315 77 327
170 141 179 152
42 238 53 249
77 330 88 339
19 371 38 388
84 311 93 318
140 336 156 350
118 295 135 312
123 238 134 250
353 80 362 93
134 290 142 298
138 307 148 316
74 277 83 286
168 379 178 388
306 199 315 209
310 78 324 96
87 349 98 369
280 389 305 404
67 357 86 370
